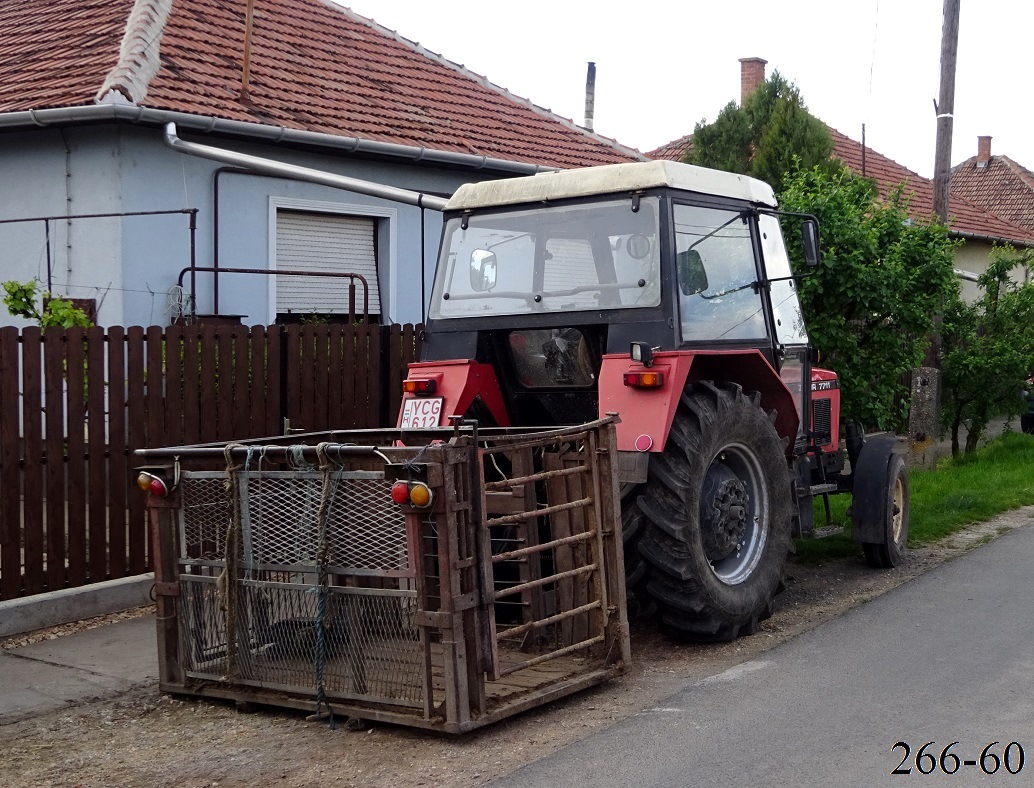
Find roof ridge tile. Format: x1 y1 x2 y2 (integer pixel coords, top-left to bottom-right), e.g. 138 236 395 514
95 0 173 105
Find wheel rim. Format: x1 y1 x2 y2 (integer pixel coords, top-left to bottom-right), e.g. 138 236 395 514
700 442 769 585
891 474 905 545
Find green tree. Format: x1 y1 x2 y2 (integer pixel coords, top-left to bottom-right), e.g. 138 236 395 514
940 247 1034 454
687 72 835 190
2 280 93 327
779 165 959 430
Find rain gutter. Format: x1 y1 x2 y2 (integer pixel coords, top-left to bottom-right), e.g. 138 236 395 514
0 104 556 177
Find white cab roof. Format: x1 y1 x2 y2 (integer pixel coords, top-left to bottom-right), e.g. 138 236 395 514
445 160 778 211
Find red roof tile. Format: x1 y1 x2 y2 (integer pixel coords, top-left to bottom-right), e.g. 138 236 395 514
951 154 1034 236
0 0 641 170
646 125 1034 245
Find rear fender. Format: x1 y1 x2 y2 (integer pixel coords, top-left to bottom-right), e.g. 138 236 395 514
598 349 799 453
398 359 510 428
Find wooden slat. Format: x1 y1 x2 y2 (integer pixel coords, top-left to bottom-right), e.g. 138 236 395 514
265 325 282 436
87 326 108 583
125 327 147 575
326 325 344 430
20 328 45 594
313 324 330 430
215 326 234 441
182 325 201 444
65 328 88 586
387 323 402 425
43 330 67 591
248 326 267 438
232 328 249 439
298 325 315 433
198 324 218 442
365 324 382 427
106 326 128 579
0 327 23 600
164 325 184 447
284 324 301 431
341 323 357 428
145 326 164 448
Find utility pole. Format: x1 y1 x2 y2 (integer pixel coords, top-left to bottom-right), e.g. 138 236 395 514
932 0 961 222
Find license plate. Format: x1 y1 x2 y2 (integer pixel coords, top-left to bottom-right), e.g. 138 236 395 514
399 397 444 429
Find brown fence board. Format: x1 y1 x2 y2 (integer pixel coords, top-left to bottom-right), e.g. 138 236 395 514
163 325 184 447
215 327 234 441
265 325 282 436
341 324 357 428
146 326 164 448
182 326 200 445
43 330 67 591
107 326 128 579
126 327 147 575
313 325 330 431
65 328 88 586
198 325 217 442
0 327 23 600
87 326 108 583
5 320 423 601
232 328 249 439
20 328 45 595
284 325 301 432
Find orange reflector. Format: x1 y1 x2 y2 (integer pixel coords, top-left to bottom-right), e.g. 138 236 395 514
409 482 433 508
403 378 437 395
136 473 153 492
623 371 665 388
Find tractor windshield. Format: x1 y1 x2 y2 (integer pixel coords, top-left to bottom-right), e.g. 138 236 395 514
429 197 661 319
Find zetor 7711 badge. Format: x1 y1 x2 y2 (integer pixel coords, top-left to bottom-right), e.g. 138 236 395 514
400 396 443 429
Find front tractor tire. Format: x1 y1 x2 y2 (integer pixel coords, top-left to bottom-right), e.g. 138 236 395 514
637 382 793 641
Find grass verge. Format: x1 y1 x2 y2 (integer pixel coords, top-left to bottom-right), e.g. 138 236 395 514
793 430 1034 564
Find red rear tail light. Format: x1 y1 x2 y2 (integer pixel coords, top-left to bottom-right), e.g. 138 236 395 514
403 378 437 395
390 480 411 504
137 472 170 497
623 371 665 388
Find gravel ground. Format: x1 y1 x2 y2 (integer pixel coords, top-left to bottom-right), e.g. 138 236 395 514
1 509 1030 788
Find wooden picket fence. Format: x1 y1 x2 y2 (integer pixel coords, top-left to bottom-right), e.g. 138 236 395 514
0 322 422 601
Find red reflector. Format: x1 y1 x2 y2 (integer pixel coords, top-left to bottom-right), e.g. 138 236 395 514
390 480 411 504
623 371 665 388
403 378 437 395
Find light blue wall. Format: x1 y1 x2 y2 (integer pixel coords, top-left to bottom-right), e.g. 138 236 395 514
2 121 507 327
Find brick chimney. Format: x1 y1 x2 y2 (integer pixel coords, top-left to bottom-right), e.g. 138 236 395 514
739 57 767 105
977 135 992 168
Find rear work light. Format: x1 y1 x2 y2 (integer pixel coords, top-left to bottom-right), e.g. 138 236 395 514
136 471 170 497
390 479 434 509
402 378 437 395
623 370 665 388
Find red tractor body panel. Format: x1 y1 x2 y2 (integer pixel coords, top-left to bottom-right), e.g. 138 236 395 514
809 367 841 453
399 359 510 428
599 349 800 453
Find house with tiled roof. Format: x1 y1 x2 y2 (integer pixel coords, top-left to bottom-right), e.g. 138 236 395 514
951 136 1034 238
647 58 1034 301
0 0 641 327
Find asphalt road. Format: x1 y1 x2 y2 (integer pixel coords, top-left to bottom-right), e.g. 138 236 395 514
491 522 1034 788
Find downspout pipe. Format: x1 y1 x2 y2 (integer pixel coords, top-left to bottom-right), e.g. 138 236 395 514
164 123 450 211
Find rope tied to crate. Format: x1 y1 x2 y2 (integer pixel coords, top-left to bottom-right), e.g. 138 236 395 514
219 442 250 681
310 441 339 728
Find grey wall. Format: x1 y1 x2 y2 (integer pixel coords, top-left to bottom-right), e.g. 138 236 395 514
2 121 509 327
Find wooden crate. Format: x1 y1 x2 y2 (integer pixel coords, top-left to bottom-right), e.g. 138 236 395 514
142 419 630 733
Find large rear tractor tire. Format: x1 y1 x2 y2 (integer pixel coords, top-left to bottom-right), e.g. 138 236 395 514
637 381 793 641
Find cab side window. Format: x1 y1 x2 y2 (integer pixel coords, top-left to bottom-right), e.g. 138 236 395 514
674 204 766 341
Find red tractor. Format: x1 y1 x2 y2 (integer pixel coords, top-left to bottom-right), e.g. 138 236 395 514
398 161 909 641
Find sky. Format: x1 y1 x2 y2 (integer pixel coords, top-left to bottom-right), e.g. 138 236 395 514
334 0 1032 179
